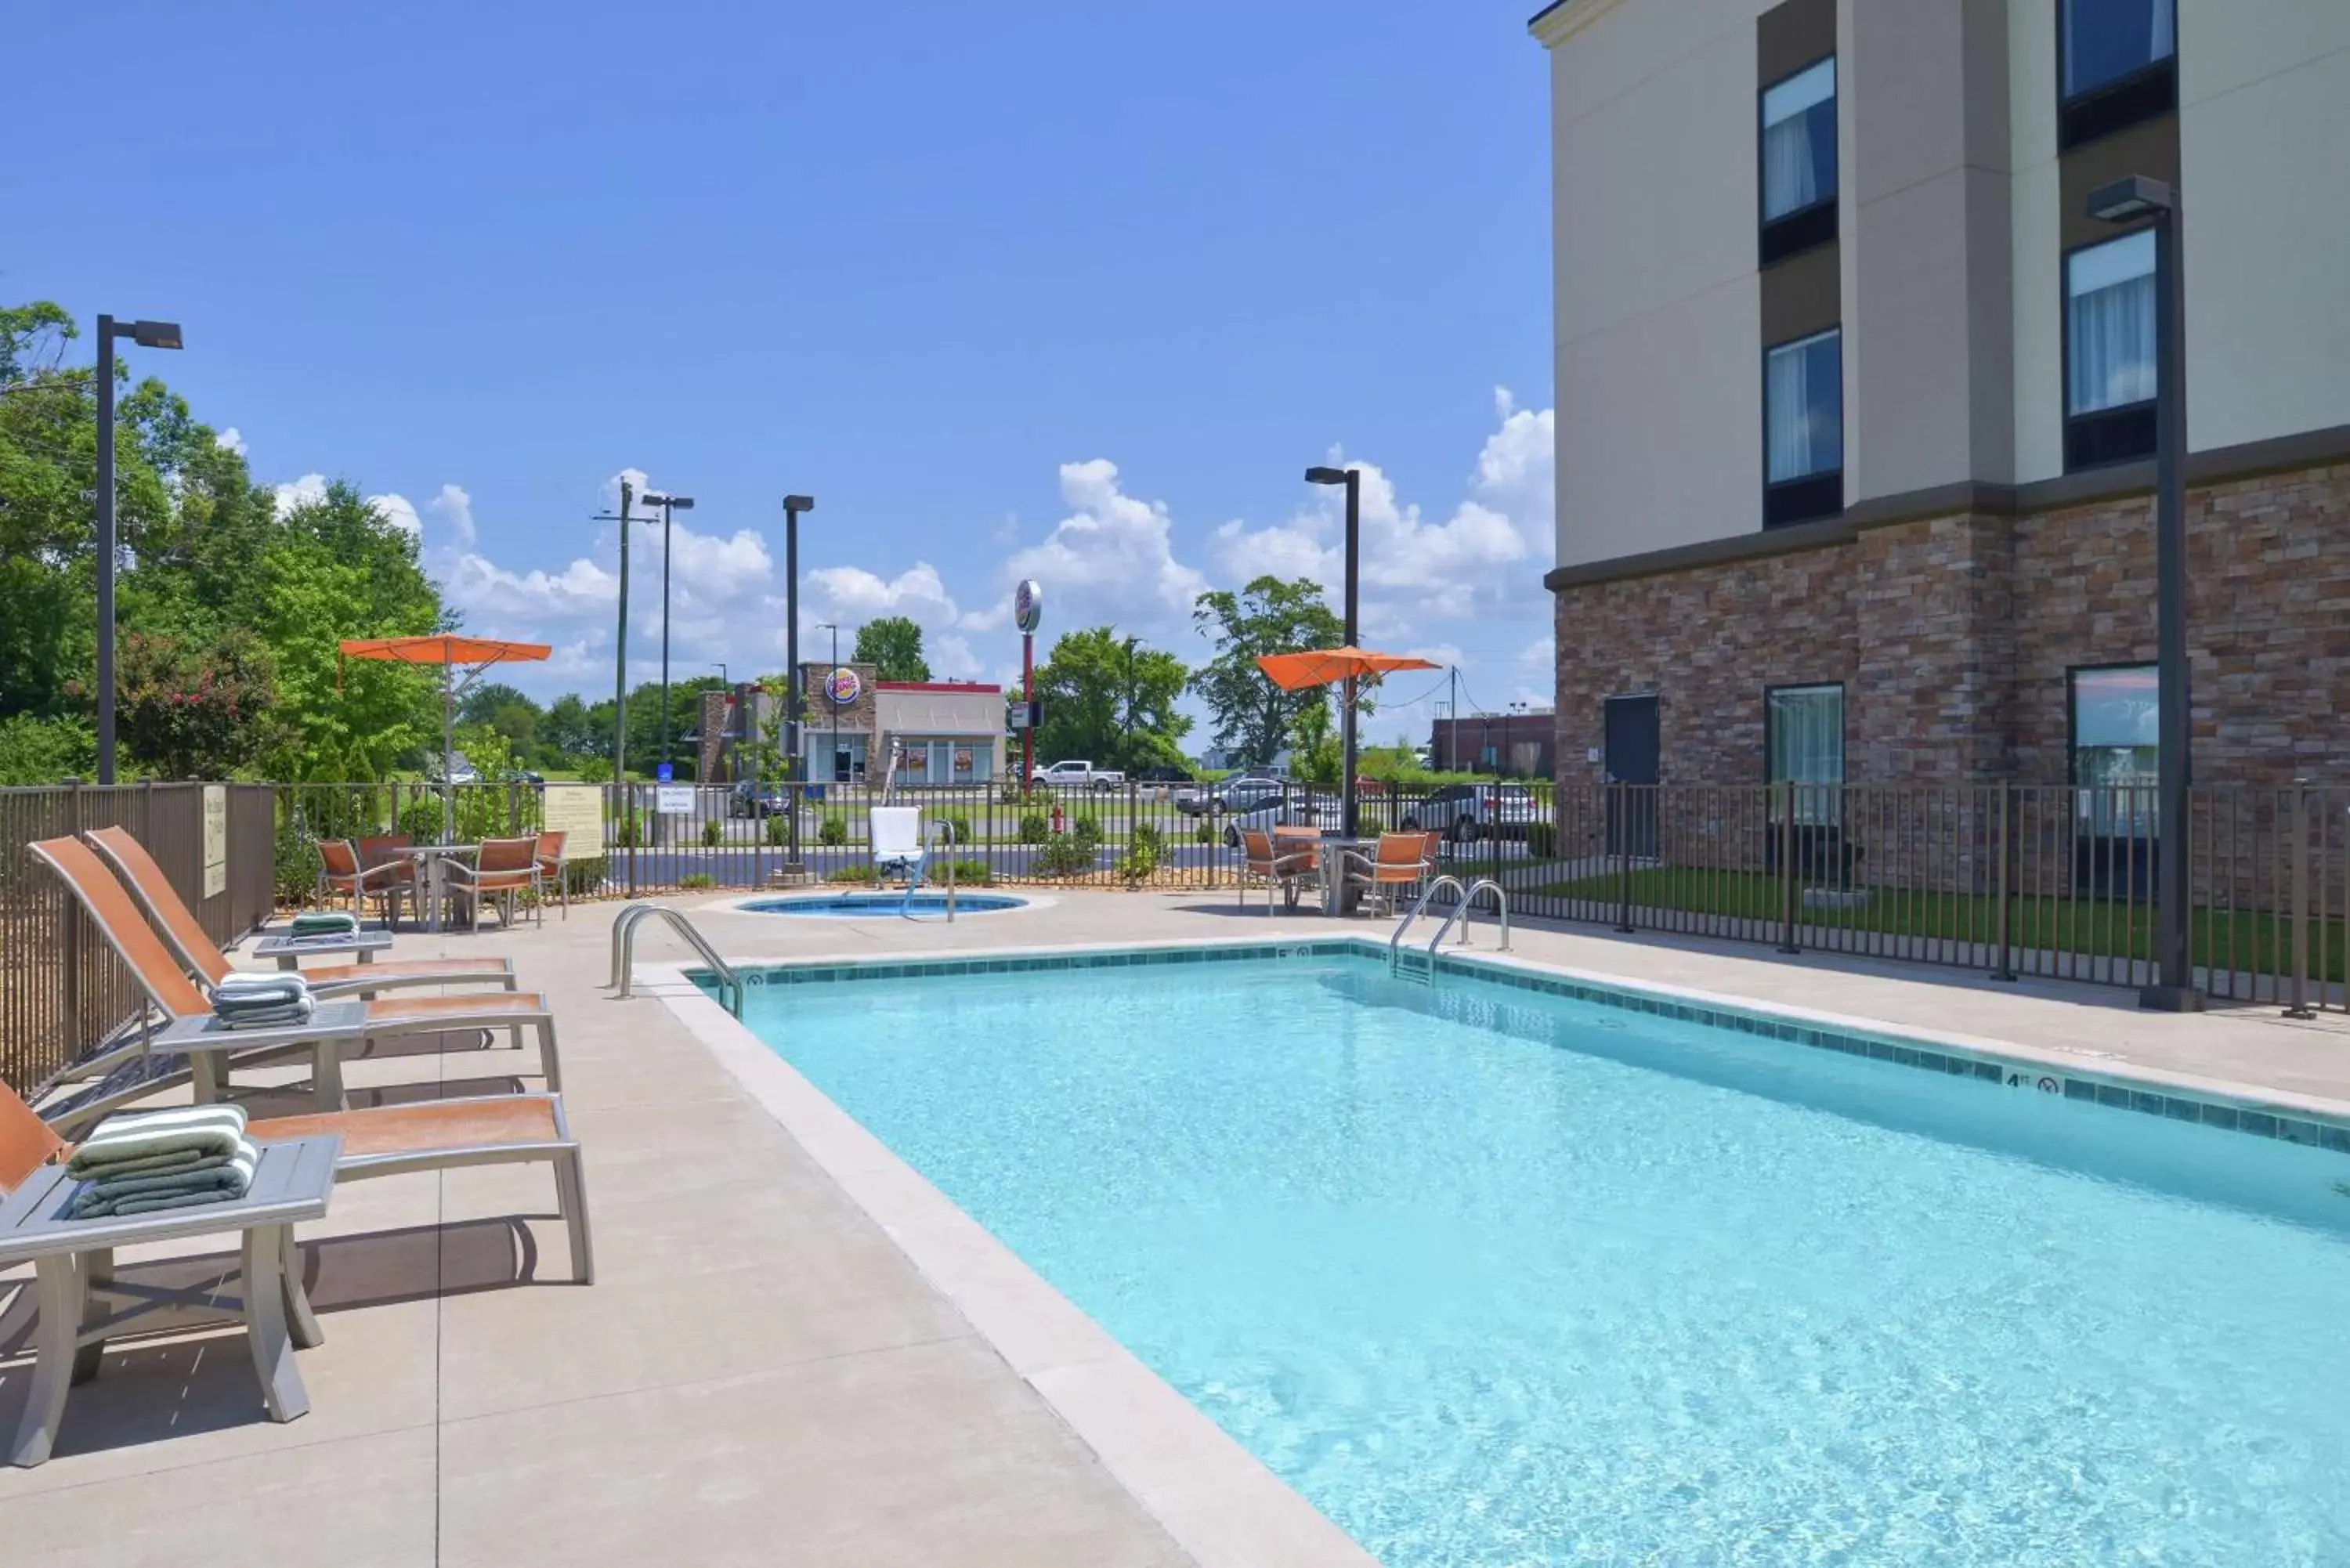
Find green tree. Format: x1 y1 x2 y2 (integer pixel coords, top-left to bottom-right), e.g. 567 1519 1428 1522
853 616 930 682
1029 627 1192 771
541 692 601 759
115 627 283 779
458 681 543 761
620 675 729 778
1190 576 1343 768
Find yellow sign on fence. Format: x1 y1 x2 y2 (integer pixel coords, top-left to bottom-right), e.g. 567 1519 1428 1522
540 784 604 850
201 785 229 899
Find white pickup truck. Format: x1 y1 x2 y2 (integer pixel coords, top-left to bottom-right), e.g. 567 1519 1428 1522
1029 759 1126 791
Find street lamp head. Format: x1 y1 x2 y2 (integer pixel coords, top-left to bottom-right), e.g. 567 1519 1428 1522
642 491 695 510
1303 466 1350 486
783 494 815 512
2085 174 2175 225
127 320 183 350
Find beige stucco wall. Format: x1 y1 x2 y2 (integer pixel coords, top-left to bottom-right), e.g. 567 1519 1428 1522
2178 0 2350 452
2006 0 2066 485
1550 0 1767 567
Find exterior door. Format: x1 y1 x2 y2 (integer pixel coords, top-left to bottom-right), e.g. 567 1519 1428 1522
1603 695 1660 858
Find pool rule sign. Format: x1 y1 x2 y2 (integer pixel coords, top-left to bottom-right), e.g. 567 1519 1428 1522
1014 580 1043 784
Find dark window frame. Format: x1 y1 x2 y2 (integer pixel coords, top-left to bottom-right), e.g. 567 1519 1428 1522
2056 0 2178 150
1761 325 1844 528
2059 230 2159 472
2065 660 2160 786
2066 661 2160 861
1757 52 1839 267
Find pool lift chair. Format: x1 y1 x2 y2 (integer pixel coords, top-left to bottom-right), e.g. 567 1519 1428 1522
870 804 928 912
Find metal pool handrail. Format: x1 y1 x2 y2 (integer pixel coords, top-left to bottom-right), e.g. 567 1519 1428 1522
1428 878 1510 953
1391 876 1469 973
609 901 744 1016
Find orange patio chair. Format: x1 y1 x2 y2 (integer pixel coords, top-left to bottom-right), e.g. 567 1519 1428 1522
1239 828 1319 915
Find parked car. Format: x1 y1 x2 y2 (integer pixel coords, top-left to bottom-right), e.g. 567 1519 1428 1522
427 751 480 786
1394 782 1541 843
1030 759 1125 790
1219 787 1336 848
729 780 791 818
501 768 545 786
1177 772 1285 817
1132 764 1194 784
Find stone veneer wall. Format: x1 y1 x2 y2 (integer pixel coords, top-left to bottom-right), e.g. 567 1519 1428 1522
1553 461 2350 792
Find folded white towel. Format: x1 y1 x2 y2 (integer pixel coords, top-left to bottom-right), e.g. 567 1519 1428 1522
67 1104 250 1176
216 971 313 999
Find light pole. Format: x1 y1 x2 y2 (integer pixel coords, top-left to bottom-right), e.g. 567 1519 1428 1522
818 621 841 789
638 490 695 772
589 482 638 892
93 314 183 784
783 495 815 867
2087 175 2197 1012
1304 466 1361 834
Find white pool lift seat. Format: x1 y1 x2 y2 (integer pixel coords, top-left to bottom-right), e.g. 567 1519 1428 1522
870 807 926 896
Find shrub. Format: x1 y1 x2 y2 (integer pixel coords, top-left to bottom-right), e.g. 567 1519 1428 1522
1115 844 1158 883
765 814 790 846
1524 822 1557 859
1068 811 1102 851
937 857 991 886
700 818 724 847
559 855 609 896
829 863 879 884
1032 832 1097 877
818 811 848 846
679 872 715 889
0 712 96 786
937 811 973 846
1018 811 1050 844
1193 822 1217 845
1130 820 1165 855
273 819 320 905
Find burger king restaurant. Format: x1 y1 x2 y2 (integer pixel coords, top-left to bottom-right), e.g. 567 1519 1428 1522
794 663 1006 786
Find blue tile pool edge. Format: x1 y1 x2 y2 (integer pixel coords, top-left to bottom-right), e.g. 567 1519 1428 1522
690 938 2350 1160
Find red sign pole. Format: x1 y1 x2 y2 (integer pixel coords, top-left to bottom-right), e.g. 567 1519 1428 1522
1021 631 1034 785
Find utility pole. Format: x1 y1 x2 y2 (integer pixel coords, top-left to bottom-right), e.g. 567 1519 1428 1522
782 496 815 873
1448 667 1459 771
592 484 636 893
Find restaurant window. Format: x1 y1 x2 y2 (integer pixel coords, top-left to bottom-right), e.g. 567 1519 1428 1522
1760 56 1837 263
1765 327 1843 526
2060 0 2176 149
2065 230 2157 469
1767 684 1843 825
2070 664 2158 837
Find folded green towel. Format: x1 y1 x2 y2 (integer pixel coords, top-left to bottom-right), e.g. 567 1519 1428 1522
71 1140 257 1219
67 1104 248 1177
64 1146 224 1181
109 1188 242 1216
291 912 359 935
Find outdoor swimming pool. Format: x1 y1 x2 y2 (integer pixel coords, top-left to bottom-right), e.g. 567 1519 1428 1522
732 950 2350 1566
736 891 1028 916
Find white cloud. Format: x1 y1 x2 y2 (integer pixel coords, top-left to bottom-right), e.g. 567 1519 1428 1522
998 460 1209 637
429 483 476 547
367 492 422 539
215 427 246 457
269 473 328 514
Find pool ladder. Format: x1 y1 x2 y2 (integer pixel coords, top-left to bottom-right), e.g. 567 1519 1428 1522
609 901 745 1017
1389 876 1510 984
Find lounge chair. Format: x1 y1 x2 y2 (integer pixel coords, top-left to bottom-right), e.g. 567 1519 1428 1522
1340 830 1441 916
317 838 408 927
1238 828 1318 914
443 835 542 930
870 807 924 887
27 837 562 1105
83 826 518 999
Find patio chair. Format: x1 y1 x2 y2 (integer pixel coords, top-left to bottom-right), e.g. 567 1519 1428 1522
1340 830 1441 917
533 830 569 919
27 836 563 1101
1238 828 1318 914
83 826 517 999
443 836 542 930
870 807 924 887
317 838 407 927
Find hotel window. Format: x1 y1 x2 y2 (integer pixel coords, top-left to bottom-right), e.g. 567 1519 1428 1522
1759 56 1837 264
2065 229 2157 470
1764 327 1842 527
1767 684 1844 825
2059 0 2176 148
2071 664 2159 838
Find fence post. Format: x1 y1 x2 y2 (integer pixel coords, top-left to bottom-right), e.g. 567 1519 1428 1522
1613 781 1634 933
1991 783 2017 981
1776 779 1799 954
2285 778 2314 1018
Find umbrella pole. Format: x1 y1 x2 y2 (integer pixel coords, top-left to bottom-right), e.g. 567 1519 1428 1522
443 668 455 845
1341 674 1358 839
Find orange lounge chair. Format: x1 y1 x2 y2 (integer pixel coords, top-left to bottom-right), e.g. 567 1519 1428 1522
27 837 562 1107
84 826 517 999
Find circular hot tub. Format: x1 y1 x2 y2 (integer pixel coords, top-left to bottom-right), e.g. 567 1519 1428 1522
738 891 1029 917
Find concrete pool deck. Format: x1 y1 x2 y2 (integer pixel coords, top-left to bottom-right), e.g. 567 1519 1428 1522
5 888 2348 1565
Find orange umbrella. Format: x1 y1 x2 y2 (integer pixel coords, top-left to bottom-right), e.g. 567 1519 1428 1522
1255 646 1441 692
340 636 553 840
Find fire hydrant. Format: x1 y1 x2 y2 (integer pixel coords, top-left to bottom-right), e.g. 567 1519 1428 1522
1050 800 1065 833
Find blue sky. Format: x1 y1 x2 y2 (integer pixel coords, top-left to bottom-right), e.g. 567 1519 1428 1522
19 0 1556 742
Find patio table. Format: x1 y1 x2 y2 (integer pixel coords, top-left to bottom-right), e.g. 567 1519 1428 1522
154 999 370 1112
392 843 478 934
253 929 395 971
1311 833 1385 916
2 1133 342 1467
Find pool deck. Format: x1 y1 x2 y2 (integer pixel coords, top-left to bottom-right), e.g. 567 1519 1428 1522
5 888 2348 1566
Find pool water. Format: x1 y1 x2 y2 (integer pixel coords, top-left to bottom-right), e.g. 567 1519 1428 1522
742 955 2350 1566
738 891 1025 916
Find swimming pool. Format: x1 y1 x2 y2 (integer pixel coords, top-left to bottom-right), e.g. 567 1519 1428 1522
736 891 1028 916
732 949 2350 1565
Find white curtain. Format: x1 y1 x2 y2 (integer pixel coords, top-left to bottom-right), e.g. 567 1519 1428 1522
1762 59 1834 220
1768 330 1842 483
1769 687 1843 825
2068 231 2157 414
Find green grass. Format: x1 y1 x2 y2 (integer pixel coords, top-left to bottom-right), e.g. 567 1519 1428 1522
1530 865 2339 981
